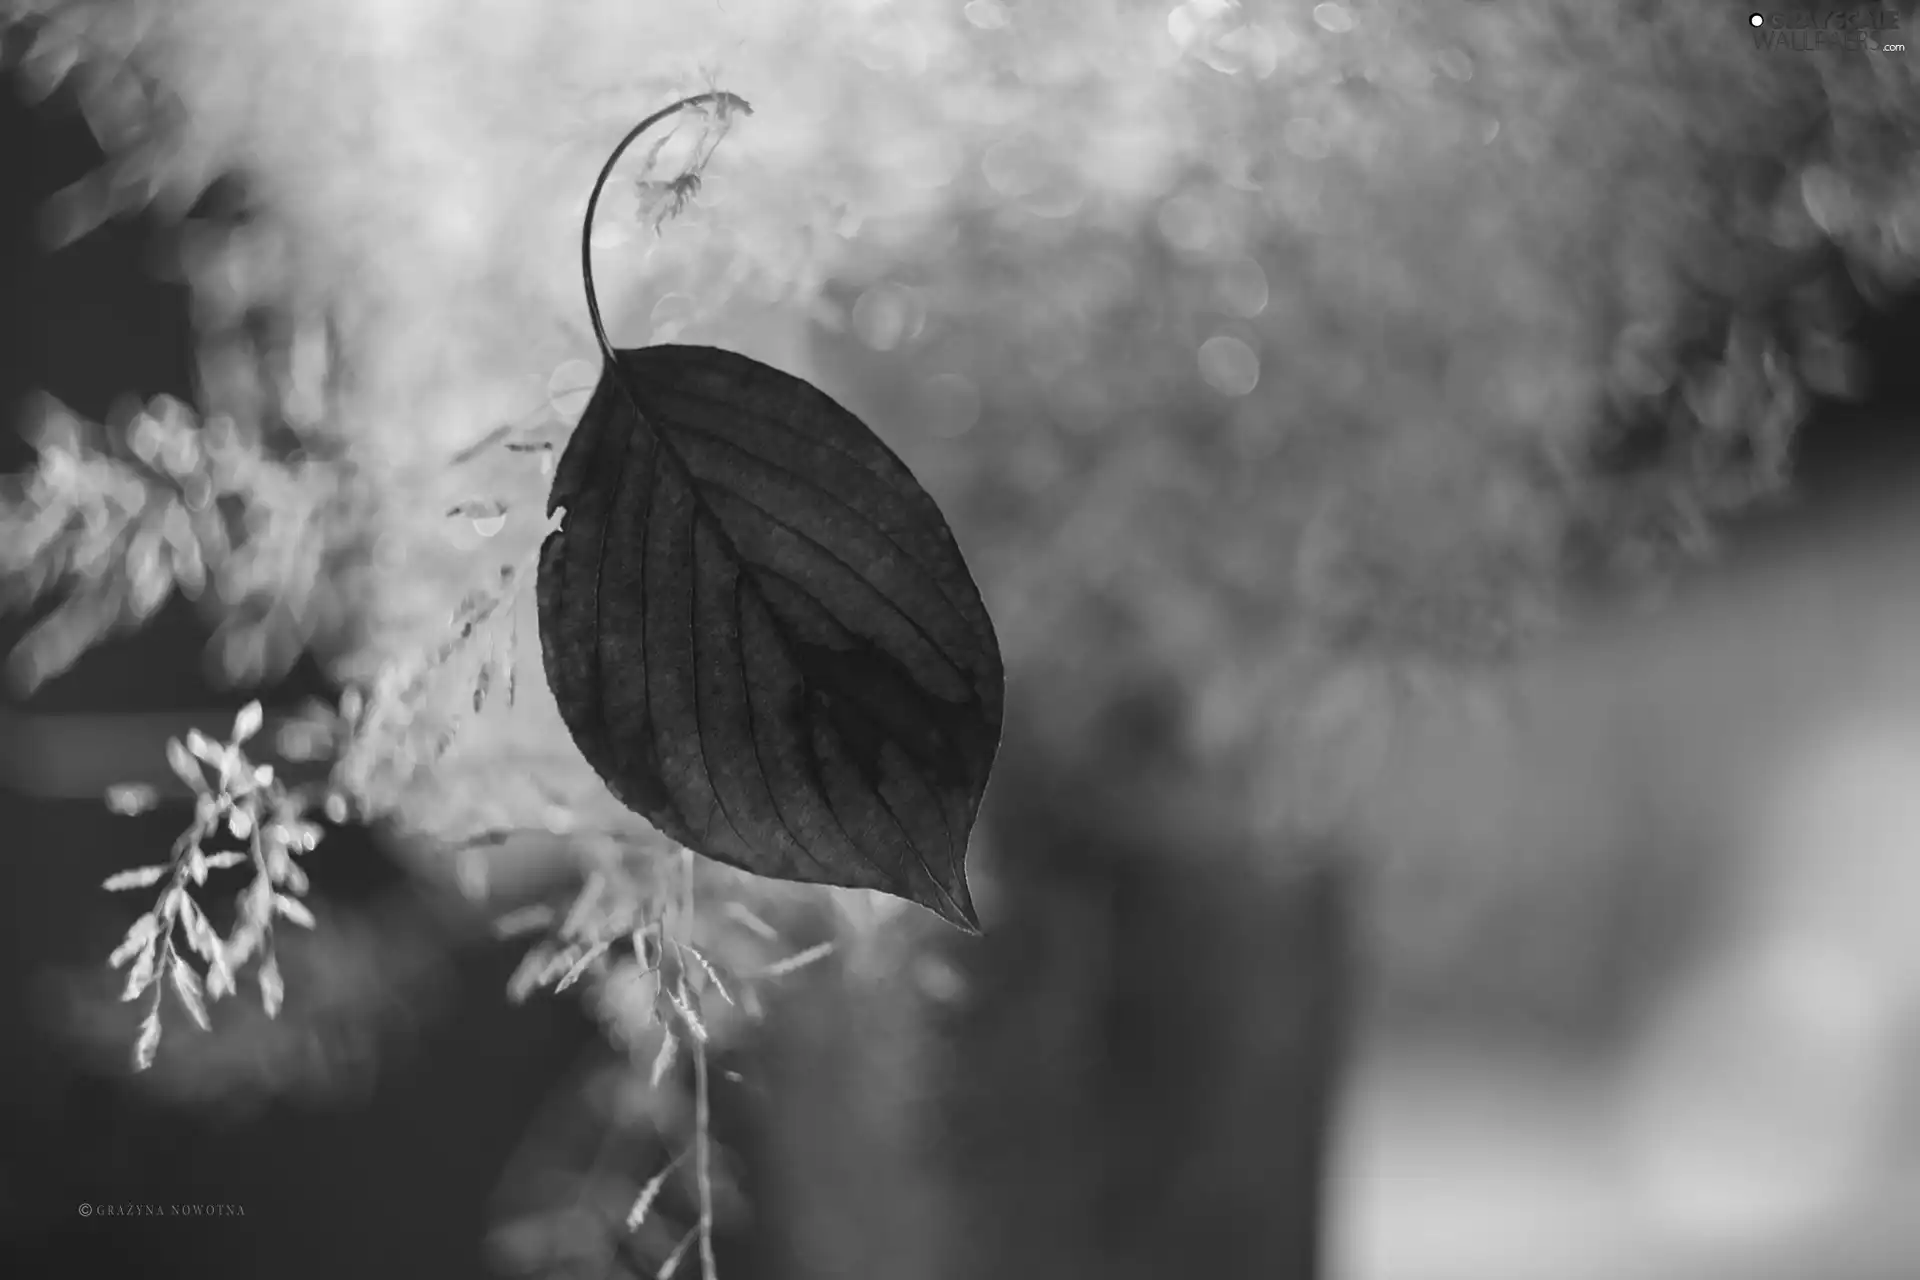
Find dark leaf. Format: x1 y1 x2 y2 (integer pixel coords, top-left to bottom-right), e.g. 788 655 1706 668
537 345 1002 931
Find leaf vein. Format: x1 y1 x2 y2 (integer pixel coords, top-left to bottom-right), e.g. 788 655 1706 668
629 365 986 640
704 487 977 703
731 573 838 880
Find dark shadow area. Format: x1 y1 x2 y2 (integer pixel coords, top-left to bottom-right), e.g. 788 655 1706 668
1794 283 1920 500
0 68 602 1280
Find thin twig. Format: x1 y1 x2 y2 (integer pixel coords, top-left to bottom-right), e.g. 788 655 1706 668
682 847 718 1280
694 1029 717 1280
580 91 753 370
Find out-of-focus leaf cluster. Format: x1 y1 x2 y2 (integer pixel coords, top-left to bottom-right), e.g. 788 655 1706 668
0 393 348 689
484 848 849 1280
497 854 845 1054
804 0 1920 826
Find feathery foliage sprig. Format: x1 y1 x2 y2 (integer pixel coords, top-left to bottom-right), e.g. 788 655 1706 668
102 700 327 1069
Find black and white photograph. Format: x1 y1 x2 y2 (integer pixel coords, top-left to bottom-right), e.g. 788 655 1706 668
2 3 1919 1278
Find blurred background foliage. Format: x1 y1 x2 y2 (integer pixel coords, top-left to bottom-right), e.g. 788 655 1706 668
6 0 1916 840
5 1 1920 1278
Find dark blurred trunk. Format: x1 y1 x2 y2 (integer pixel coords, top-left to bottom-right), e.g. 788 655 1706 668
758 683 1352 1280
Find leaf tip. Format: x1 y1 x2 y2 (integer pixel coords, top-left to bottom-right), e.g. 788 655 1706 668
925 875 982 936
